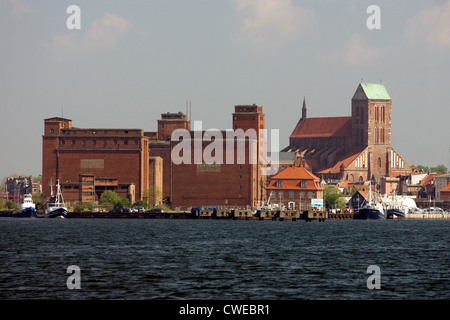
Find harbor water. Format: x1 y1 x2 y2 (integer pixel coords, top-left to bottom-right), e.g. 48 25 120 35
0 218 448 300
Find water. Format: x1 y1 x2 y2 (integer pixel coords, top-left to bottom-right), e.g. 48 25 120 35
0 218 448 300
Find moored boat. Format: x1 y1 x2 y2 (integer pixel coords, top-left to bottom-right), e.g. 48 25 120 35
38 180 67 219
353 182 386 220
12 193 36 218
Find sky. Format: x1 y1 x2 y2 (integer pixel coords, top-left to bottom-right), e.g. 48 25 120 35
1 0 449 182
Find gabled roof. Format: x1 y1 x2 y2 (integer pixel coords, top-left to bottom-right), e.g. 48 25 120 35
267 166 322 190
289 116 352 139
352 83 391 100
315 147 366 174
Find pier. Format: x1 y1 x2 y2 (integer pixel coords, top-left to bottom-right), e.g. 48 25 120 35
1 210 449 220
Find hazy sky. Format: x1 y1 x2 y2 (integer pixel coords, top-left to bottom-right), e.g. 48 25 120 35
1 0 449 181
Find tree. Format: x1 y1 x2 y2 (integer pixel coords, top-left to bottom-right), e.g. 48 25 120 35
100 190 121 207
5 200 17 210
323 186 346 209
416 164 447 174
132 200 150 209
431 165 448 174
115 198 130 209
143 186 162 207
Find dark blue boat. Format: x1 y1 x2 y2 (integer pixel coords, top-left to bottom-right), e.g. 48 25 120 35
12 207 37 218
353 207 385 220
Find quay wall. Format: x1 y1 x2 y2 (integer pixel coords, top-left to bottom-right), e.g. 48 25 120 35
1 211 449 220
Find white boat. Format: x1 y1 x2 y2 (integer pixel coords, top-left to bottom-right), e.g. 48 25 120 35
12 193 36 218
41 180 67 218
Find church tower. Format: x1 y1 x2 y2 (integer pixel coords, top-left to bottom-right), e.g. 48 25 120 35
351 83 391 147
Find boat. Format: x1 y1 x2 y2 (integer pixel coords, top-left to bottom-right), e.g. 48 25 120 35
38 180 67 218
386 208 405 219
12 193 36 218
353 182 386 220
385 192 405 219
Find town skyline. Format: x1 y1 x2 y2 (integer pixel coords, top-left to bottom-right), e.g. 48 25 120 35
1 0 449 181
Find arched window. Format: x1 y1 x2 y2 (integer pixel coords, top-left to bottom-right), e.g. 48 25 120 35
378 157 382 168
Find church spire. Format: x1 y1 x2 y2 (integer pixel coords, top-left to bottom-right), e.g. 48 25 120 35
301 96 307 120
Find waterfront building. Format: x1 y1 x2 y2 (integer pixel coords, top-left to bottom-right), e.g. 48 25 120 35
282 83 411 186
266 154 323 211
170 105 268 210
42 117 152 206
42 106 268 209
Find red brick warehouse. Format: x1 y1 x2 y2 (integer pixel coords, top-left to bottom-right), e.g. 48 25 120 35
41 105 268 209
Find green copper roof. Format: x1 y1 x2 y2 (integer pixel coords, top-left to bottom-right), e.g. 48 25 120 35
353 83 391 100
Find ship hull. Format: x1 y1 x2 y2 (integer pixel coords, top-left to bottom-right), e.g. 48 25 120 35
353 208 385 220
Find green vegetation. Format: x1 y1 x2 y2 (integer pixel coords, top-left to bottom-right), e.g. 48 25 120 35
323 186 346 210
416 164 448 174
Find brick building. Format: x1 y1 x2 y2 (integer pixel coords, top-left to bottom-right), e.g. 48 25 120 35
266 155 323 210
283 83 411 185
170 105 268 210
42 117 151 206
42 106 268 209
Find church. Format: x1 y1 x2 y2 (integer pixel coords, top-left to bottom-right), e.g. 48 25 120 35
282 83 411 185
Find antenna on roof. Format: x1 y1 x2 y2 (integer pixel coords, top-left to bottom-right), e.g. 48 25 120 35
61 106 64 118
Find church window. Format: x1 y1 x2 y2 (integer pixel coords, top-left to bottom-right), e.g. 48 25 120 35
381 105 385 122
378 157 382 168
375 105 379 121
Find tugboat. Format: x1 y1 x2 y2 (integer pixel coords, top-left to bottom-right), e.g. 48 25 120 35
39 180 67 218
12 192 36 218
353 183 386 220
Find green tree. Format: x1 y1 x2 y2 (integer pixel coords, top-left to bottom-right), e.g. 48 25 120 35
323 186 346 209
116 198 130 209
430 165 448 174
100 190 121 207
133 200 150 209
5 200 17 210
416 164 448 174
143 186 162 207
